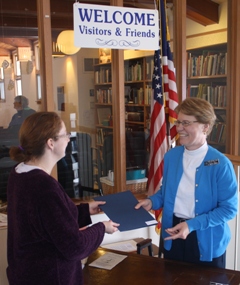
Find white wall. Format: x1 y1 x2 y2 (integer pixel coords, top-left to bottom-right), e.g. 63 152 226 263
52 48 99 136
186 0 227 49
76 48 98 132
0 64 15 128
52 54 79 131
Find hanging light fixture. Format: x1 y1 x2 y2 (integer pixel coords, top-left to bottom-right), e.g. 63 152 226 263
56 30 80 55
18 47 32 61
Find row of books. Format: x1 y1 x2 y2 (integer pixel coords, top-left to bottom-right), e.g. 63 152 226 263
125 85 153 105
187 51 227 77
187 84 227 107
96 85 153 105
95 68 112 84
125 86 144 105
209 123 226 144
124 62 143 82
96 88 112 104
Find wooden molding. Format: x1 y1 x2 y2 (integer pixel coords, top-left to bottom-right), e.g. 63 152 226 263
186 0 219 26
0 0 220 42
186 28 227 39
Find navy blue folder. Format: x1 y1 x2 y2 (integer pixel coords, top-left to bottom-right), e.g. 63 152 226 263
94 190 157 232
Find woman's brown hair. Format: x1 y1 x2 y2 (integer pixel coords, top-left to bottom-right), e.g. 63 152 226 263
175 97 216 135
9 112 62 162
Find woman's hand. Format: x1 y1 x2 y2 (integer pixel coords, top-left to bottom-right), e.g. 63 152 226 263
88 201 106 215
135 199 152 211
103 220 120 234
164 222 190 240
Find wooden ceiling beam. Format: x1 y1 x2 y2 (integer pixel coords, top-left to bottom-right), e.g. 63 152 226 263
186 0 219 26
0 0 219 38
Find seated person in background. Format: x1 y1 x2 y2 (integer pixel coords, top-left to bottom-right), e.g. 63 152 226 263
8 95 36 134
0 96 35 157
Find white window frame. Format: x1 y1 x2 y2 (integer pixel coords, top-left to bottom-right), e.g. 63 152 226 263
0 67 5 101
34 41 42 101
12 51 22 96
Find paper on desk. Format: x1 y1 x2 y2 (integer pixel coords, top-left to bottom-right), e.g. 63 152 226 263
101 239 137 252
94 190 158 231
0 213 7 228
89 252 127 270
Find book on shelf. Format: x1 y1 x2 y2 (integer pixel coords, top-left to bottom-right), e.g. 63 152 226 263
219 125 226 144
210 123 225 143
95 71 99 84
187 84 199 97
128 88 144 104
207 55 213 76
95 67 112 84
217 53 227 75
124 61 143 81
211 54 218 76
145 58 154 80
144 85 152 104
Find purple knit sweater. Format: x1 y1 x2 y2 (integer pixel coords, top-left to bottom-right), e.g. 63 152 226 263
7 167 105 285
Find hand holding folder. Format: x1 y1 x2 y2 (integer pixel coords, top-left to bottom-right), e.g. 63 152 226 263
94 190 157 232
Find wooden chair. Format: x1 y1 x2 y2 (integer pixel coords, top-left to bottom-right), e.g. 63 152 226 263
136 238 153 256
57 132 102 198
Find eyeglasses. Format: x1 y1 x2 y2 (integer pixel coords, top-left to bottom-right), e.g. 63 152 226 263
174 120 198 127
55 132 71 139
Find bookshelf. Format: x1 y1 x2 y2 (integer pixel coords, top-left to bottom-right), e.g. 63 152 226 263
94 55 153 147
94 61 113 146
124 56 152 132
186 43 227 152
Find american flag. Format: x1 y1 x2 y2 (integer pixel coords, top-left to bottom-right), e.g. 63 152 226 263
147 0 178 233
147 47 167 196
161 0 178 141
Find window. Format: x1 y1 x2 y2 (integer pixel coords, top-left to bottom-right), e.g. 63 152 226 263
0 67 5 100
36 73 42 100
34 42 41 100
15 79 22 96
13 53 21 77
12 52 22 96
34 43 40 72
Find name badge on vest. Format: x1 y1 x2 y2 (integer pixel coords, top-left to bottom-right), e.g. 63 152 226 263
204 159 219 166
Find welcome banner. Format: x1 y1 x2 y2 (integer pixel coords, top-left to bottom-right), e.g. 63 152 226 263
73 3 159 50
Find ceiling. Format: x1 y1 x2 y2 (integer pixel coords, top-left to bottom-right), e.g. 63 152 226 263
0 0 221 56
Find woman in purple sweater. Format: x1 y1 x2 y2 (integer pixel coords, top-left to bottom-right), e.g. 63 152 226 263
7 112 119 285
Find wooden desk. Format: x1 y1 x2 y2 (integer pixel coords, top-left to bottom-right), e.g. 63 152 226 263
83 248 240 285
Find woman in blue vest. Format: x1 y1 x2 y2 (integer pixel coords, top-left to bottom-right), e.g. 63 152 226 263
136 97 238 268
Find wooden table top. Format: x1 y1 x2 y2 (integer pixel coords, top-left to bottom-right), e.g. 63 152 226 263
83 248 240 285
